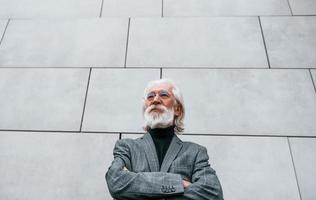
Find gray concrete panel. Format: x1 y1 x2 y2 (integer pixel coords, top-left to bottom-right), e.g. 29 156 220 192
163 69 316 136
82 68 160 132
102 0 161 17
0 131 119 200
289 138 316 200
0 20 7 41
0 0 101 18
289 0 316 15
122 134 300 200
311 70 316 90
183 135 300 200
127 17 267 68
0 19 128 67
261 17 316 68
164 0 291 16
121 133 143 139
0 68 89 131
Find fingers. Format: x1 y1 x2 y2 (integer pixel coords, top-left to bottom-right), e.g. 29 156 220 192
182 180 192 188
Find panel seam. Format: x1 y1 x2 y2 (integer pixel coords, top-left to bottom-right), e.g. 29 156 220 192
286 0 294 15
79 67 92 132
124 18 131 68
258 16 271 69
308 69 316 94
0 19 11 47
287 137 303 200
99 0 104 17
161 0 164 17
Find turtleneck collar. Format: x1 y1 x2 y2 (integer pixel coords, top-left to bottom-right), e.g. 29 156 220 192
148 125 175 138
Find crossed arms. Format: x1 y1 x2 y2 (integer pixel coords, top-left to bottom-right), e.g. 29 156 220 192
106 139 223 200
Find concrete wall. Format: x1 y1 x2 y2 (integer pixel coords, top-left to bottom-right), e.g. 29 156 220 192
0 0 316 199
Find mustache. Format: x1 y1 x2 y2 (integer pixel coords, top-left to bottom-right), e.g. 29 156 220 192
146 105 168 113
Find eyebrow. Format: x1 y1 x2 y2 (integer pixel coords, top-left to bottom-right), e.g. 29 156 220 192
147 90 169 94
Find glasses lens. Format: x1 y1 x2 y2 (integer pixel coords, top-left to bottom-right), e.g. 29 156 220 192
159 90 170 99
146 90 170 100
146 92 155 100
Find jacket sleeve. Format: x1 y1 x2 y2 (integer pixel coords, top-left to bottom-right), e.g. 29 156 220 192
168 146 224 200
105 139 184 200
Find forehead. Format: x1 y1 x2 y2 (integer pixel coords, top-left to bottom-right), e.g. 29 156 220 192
148 83 173 93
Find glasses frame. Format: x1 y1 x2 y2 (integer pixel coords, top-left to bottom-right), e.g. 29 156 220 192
146 90 172 101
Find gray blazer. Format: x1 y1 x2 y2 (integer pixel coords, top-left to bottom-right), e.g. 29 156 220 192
106 133 223 200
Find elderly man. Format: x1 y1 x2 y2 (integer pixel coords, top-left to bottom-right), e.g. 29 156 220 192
106 79 223 200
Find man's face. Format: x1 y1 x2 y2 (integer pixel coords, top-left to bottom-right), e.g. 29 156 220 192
143 83 180 129
144 83 179 116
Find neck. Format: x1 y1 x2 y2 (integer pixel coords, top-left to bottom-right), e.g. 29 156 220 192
148 125 175 138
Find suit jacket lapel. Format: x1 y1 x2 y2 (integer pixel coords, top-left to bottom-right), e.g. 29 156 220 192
160 134 183 172
142 133 160 172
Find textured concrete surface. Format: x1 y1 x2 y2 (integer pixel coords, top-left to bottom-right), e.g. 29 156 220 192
312 70 316 85
0 20 7 38
0 132 119 200
0 0 102 18
0 68 89 131
289 0 316 15
127 17 267 68
289 138 316 200
0 18 128 67
0 0 316 199
101 0 161 17
163 69 316 136
180 135 301 200
164 0 291 16
82 68 160 132
261 16 316 68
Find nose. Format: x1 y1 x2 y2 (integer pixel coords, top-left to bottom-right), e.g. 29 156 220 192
152 94 161 105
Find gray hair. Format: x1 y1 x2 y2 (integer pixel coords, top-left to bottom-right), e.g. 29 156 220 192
142 79 185 133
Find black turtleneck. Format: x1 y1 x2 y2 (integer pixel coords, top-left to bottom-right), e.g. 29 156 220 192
149 126 175 168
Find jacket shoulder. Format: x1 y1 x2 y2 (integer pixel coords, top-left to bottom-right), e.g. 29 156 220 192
181 140 207 152
115 135 144 147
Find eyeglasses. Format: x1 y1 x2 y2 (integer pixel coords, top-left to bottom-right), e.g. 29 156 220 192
146 90 171 101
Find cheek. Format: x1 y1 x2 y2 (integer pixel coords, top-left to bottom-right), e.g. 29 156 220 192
164 100 175 108
144 101 151 107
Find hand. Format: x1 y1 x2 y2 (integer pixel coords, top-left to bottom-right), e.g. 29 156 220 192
182 180 191 188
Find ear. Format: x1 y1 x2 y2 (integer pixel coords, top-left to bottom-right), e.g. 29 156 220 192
174 105 181 117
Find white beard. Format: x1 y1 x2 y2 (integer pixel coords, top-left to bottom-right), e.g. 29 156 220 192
144 105 174 129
